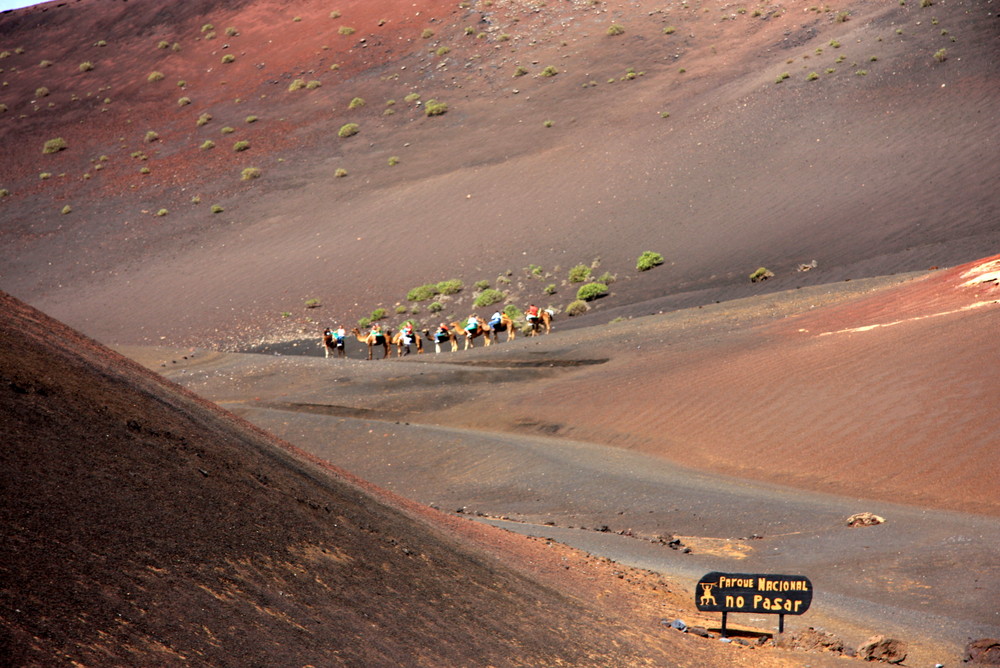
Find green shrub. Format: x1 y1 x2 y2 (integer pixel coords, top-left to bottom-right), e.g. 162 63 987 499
221 54 235 64
474 288 505 308
437 279 463 295
370 308 386 320
61 204 72 215
421 28 434 39
636 251 664 271
178 96 192 106
436 46 451 56
305 298 321 309
245 115 258 123
306 80 322 89
139 167 151 174
933 48 947 62
474 280 491 291
40 172 52 179
504 305 523 320
288 79 307 91
407 284 440 301
597 271 616 285
540 65 558 77
568 264 591 283
225 27 239 36
191 196 201 204
348 96 365 109
330 11 341 19
544 284 557 295
607 24 625 36
576 282 608 301
144 130 159 143
78 61 94 72
395 305 409 314
39 59 54 67
334 167 348 178
233 140 250 152
428 301 444 313
749 267 773 283
565 299 589 316
338 123 359 138
404 93 421 103
358 317 371 328
513 65 529 77
0 188 8 197
807 71 819 80
200 140 215 150
147 71 165 82
339 26 356 35
211 204 224 213
35 87 50 98
156 208 168 217
425 99 448 116
221 126 234 135
42 137 67 154
201 23 214 33
388 156 400 166
663 26 676 34
241 167 262 180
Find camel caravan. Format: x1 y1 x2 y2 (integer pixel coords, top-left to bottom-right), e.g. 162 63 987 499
322 306 555 360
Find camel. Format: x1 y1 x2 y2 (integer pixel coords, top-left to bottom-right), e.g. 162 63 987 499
424 326 459 353
319 329 346 359
451 318 492 350
485 313 516 344
350 327 391 360
527 308 553 336
391 328 423 356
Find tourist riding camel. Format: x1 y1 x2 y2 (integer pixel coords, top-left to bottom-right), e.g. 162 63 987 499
425 323 458 354
320 326 347 358
350 326 391 360
526 304 553 336
451 315 491 350
392 322 423 356
486 311 516 344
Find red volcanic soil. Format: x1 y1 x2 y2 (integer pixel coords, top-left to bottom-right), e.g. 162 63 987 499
0 0 997 349
6 290 868 667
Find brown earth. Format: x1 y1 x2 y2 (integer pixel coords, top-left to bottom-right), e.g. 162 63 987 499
1 0 999 665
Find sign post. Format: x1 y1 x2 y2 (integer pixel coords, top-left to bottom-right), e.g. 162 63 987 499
695 572 812 637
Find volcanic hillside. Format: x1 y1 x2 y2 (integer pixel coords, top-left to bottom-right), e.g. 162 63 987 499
5 290 854 667
0 0 997 348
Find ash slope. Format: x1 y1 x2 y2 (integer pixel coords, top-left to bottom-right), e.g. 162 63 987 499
0 0 997 348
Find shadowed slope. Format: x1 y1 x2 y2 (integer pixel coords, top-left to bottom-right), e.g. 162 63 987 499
3 290 754 667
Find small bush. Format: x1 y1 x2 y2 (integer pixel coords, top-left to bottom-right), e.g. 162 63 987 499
211 204 224 213
437 279 463 295
395 305 409 314
61 204 72 215
540 65 559 77
338 123 359 138
78 61 94 72
233 140 250 152
388 156 400 166
607 24 625 36
597 271 616 285
221 126 235 134
241 167 262 180
474 289 505 308
178 96 192 106
933 48 947 62
139 167 151 174
39 59 54 68
544 284 557 295
348 96 365 109
513 65 529 77
568 264 591 283
191 196 201 204
144 130 159 143
370 308 386 321
338 26 356 35
288 79 307 91
425 99 448 116
749 267 774 283
201 23 214 33
330 11 341 19
565 299 589 316
404 93 421 103
421 28 434 39
147 71 165 82
407 284 440 301
157 40 170 49
305 298 321 309
543 119 554 128
305 80 322 89
0 188 9 197
663 26 676 34
35 87 49 98
225 27 239 36
358 317 371 328
200 140 215 150
428 301 444 313
334 168 348 178
576 282 608 301
474 280 491 291
807 71 819 81
40 173 52 180
436 46 451 57
221 54 235 64
42 137 67 154
156 208 168 217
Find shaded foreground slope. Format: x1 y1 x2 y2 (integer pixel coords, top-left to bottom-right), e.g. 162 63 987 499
1 290 799 667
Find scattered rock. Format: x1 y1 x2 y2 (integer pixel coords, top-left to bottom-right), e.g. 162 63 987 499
782 627 846 654
688 626 712 638
665 618 687 632
965 638 1000 664
846 512 885 527
857 635 907 664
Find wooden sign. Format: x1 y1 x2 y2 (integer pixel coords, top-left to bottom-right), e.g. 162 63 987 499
695 572 812 635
